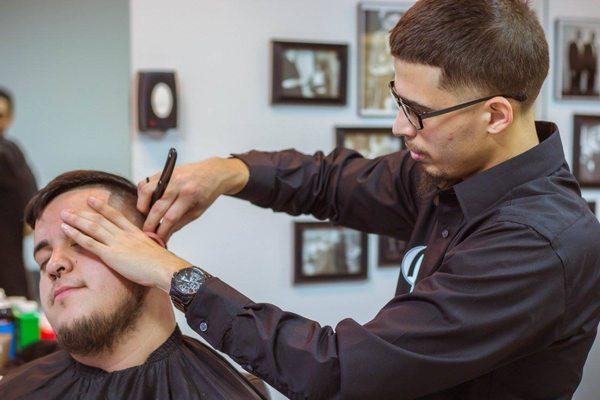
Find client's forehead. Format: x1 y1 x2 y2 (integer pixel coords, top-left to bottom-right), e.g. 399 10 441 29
35 187 110 236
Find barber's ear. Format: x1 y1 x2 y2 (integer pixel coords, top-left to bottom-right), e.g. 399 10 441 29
144 231 167 249
484 97 513 135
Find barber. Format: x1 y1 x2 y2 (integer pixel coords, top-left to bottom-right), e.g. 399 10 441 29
59 1 600 399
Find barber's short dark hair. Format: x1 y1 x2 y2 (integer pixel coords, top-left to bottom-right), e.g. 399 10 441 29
25 170 142 228
0 87 14 113
389 0 549 110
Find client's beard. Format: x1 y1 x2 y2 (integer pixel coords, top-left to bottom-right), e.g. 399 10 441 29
56 284 148 356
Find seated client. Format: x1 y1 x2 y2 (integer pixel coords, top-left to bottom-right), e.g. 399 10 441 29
0 170 265 399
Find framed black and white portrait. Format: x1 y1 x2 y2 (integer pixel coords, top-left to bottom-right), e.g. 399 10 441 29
335 126 404 159
358 2 413 117
271 40 348 105
555 19 600 100
294 222 368 283
573 115 600 187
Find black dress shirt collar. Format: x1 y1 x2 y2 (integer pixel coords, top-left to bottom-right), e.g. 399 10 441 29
452 121 566 221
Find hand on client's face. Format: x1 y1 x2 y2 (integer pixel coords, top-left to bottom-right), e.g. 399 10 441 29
60 197 192 292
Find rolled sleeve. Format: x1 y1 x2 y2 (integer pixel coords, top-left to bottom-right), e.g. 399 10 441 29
230 152 279 206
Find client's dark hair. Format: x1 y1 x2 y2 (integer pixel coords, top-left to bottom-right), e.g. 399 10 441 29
25 170 142 228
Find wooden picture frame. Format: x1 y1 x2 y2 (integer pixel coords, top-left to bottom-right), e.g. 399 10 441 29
573 115 600 188
294 222 368 283
271 40 348 105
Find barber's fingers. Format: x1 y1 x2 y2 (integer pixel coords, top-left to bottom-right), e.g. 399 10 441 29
66 210 119 236
87 197 138 232
143 192 178 233
60 210 113 244
60 222 110 257
137 174 159 214
156 201 203 241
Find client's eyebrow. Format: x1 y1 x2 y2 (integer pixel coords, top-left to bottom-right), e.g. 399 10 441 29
33 240 50 257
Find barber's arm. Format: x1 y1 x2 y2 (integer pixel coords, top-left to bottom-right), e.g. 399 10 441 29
60 201 564 399
138 149 421 242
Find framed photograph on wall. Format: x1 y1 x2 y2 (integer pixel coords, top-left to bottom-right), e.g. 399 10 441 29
358 2 414 117
573 115 600 188
336 126 407 266
294 222 368 283
335 126 404 158
555 19 600 100
271 40 348 105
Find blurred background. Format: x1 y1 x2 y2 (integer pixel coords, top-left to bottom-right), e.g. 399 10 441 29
1 1 599 398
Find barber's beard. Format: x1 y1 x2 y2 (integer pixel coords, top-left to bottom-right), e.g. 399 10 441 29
416 166 455 198
56 284 148 356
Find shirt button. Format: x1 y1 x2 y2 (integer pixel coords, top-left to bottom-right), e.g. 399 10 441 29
441 229 449 238
199 321 208 332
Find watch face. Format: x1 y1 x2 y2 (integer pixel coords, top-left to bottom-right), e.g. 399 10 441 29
175 268 203 295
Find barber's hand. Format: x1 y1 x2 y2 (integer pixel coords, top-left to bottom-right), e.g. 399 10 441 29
138 157 249 241
60 196 192 292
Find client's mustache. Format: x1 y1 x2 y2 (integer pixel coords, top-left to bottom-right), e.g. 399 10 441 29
49 279 86 305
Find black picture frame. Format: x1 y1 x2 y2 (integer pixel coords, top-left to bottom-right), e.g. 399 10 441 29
573 115 600 188
335 126 405 158
271 40 348 105
294 222 368 283
554 18 600 100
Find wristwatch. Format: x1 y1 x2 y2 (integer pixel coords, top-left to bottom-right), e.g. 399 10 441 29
169 266 212 312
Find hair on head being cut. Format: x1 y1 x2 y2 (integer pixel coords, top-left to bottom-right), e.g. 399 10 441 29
25 170 143 229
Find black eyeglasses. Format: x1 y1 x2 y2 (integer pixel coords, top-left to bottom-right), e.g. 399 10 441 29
388 81 527 130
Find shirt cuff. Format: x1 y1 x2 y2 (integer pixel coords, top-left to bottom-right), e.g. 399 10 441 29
185 277 252 350
229 152 276 206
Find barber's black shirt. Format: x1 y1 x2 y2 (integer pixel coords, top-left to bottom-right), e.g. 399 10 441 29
186 122 600 399
0 136 37 297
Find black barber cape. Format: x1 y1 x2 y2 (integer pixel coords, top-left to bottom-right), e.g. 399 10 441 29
0 327 265 399
183 122 599 399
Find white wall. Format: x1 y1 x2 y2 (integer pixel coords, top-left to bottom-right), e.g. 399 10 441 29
130 1 600 398
0 0 131 185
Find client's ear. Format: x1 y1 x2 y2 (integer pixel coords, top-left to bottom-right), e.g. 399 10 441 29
144 231 167 249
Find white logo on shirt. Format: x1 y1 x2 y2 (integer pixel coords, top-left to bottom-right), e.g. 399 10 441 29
401 246 427 293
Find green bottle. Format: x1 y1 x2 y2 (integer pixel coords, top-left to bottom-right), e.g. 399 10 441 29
14 300 40 351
